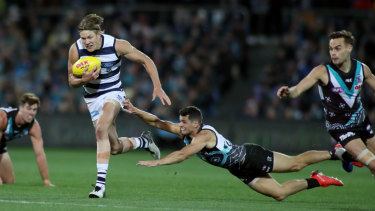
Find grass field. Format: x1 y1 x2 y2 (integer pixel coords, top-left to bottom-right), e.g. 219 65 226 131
0 147 374 211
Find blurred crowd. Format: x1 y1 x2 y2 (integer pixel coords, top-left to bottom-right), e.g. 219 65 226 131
0 0 248 119
1 0 375 122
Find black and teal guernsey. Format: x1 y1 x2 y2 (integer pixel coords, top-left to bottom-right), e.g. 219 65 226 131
183 125 246 168
318 59 366 131
0 107 35 142
75 34 123 98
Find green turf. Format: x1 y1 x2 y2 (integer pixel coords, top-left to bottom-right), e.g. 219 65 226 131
0 147 374 211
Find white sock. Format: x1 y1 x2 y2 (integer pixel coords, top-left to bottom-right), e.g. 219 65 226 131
96 164 108 190
133 137 149 149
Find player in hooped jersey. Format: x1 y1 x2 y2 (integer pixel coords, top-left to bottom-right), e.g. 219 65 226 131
0 93 54 186
123 100 345 201
277 30 375 178
68 14 171 198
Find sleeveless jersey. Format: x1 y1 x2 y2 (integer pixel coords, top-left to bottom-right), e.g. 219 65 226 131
318 59 366 131
76 34 123 98
183 125 245 169
0 107 34 142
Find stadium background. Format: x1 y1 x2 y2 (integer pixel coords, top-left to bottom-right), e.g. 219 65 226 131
1 0 375 153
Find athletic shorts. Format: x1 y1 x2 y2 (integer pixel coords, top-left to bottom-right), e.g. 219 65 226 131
228 143 274 184
84 90 126 121
0 141 7 154
329 117 374 147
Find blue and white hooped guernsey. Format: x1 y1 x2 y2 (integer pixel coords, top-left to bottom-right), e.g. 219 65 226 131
183 125 245 169
318 59 366 131
76 34 123 98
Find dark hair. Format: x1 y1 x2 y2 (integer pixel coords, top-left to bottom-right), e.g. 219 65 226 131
328 30 355 45
179 106 203 125
20 93 40 107
78 14 104 32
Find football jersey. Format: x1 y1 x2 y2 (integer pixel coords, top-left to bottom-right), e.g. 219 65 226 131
183 125 245 168
0 107 34 142
318 59 366 131
76 34 123 98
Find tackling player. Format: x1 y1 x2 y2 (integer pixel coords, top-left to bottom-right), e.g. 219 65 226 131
123 99 344 201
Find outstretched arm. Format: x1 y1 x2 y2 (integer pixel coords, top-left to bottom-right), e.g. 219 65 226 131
123 99 181 137
116 39 171 105
363 64 375 92
29 121 54 187
277 65 327 99
137 135 207 167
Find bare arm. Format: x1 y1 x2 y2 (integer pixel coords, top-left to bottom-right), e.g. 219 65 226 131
67 44 100 88
136 134 208 167
363 64 375 92
116 39 171 105
29 120 54 187
123 99 181 137
0 111 7 141
277 65 328 99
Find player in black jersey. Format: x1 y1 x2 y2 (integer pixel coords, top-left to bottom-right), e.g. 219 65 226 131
123 99 344 201
277 30 375 178
0 93 54 186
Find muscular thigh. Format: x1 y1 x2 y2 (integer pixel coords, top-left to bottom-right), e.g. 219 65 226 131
0 152 15 183
365 136 375 154
272 152 296 172
247 174 279 196
95 99 121 130
344 138 368 158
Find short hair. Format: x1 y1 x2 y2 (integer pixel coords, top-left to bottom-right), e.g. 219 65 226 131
328 30 355 45
20 93 40 107
78 14 104 32
179 106 203 125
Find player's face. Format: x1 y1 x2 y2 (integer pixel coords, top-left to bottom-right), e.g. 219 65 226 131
179 115 197 136
19 103 38 123
329 38 352 66
79 30 102 52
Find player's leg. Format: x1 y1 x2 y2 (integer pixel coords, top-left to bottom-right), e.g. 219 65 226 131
249 171 343 201
0 152 15 184
89 100 120 198
345 138 375 176
248 174 308 201
106 103 160 159
272 150 331 173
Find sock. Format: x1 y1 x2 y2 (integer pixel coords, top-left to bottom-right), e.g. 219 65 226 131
95 163 108 190
329 150 337 160
133 137 149 149
306 178 320 189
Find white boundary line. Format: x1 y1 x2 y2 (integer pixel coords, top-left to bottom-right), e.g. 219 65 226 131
0 199 209 211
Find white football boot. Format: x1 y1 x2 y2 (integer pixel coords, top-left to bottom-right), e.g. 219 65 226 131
89 185 106 198
141 131 161 159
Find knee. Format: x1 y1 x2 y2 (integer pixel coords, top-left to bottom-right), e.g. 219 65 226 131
270 191 287 201
95 124 109 139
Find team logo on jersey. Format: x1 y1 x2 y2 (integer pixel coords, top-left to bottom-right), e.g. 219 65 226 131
355 75 362 83
332 87 344 93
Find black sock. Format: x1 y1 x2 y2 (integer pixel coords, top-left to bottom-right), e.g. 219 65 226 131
306 178 320 189
342 151 356 162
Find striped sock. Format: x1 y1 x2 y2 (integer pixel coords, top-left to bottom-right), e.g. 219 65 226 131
134 137 149 149
95 164 108 190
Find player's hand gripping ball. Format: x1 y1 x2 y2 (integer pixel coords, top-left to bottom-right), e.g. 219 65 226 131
72 56 101 77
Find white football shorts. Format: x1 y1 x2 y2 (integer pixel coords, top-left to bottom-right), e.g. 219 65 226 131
84 90 126 121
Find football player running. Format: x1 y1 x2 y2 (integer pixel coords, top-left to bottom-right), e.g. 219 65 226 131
67 14 170 198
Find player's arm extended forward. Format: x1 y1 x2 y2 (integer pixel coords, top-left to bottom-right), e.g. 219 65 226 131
123 99 181 137
277 65 326 99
